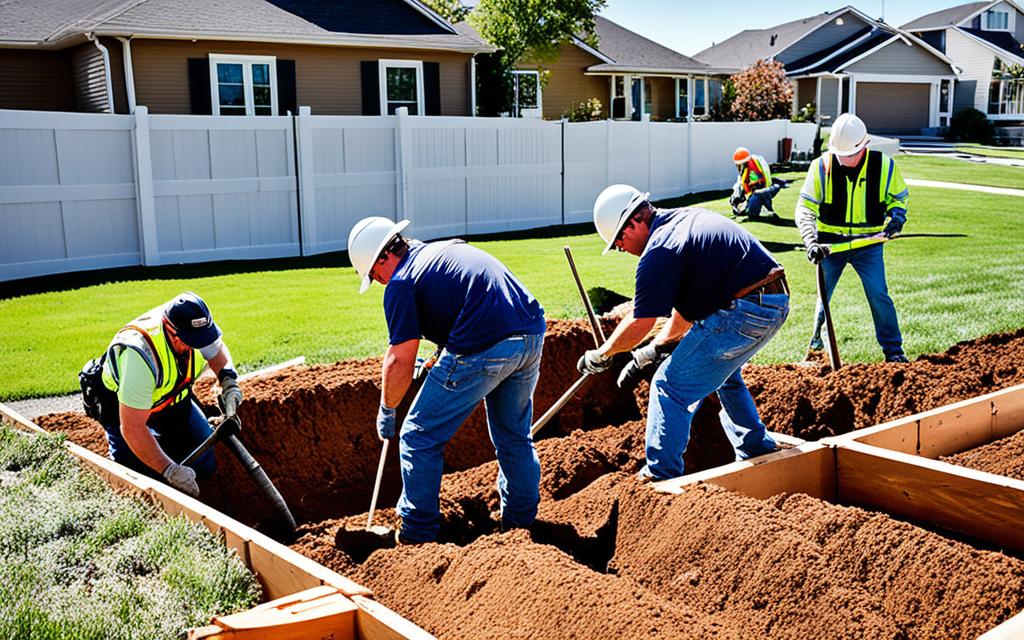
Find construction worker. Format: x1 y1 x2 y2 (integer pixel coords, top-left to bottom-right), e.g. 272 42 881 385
580 185 789 480
796 113 909 363
348 217 546 544
80 292 243 497
730 147 788 219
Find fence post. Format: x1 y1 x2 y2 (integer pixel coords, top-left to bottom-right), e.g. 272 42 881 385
560 118 566 226
133 105 159 266
686 119 694 196
644 113 652 196
296 106 317 254
394 106 412 222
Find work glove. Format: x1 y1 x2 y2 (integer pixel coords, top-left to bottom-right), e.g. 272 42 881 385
617 342 673 389
377 404 397 440
883 217 904 239
577 349 612 376
806 243 829 265
218 375 244 418
162 462 200 497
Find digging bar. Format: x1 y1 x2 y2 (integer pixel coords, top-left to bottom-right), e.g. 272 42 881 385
183 414 297 533
366 438 390 535
816 261 842 371
530 373 590 437
564 245 606 346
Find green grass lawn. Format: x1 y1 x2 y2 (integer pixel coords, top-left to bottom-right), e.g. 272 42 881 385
954 144 1024 161
897 154 1024 189
2 156 1023 401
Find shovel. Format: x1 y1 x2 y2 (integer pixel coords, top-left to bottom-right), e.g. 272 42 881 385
333 438 397 560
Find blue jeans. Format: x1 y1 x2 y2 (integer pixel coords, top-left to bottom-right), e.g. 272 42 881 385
809 243 904 358
397 334 544 543
745 183 781 218
641 294 789 480
102 398 216 478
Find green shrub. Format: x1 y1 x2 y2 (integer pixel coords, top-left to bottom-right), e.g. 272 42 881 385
562 97 604 122
948 108 994 144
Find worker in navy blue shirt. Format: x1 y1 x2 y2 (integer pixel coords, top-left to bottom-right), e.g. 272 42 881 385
579 185 789 480
348 216 547 544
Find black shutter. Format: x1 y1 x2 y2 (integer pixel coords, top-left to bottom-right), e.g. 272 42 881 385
276 59 297 115
187 58 212 115
423 61 441 116
360 61 380 115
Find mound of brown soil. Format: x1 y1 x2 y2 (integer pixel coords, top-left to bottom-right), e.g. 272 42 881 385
941 429 1024 480
34 412 107 456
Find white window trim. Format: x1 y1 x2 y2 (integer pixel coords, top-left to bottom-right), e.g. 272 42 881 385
982 8 1012 31
209 53 278 116
379 59 425 116
511 69 542 117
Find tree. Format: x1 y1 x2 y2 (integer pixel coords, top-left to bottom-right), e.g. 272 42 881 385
419 0 470 24
729 60 793 122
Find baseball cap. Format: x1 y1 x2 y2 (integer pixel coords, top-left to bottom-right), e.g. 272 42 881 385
163 292 222 349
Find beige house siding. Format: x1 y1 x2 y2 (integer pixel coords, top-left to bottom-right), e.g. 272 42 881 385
129 39 472 115
649 77 677 120
518 43 608 119
70 42 111 112
843 39 953 76
946 28 997 112
0 49 75 111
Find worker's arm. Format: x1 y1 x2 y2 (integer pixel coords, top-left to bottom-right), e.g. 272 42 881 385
597 312 657 358
119 403 173 474
203 340 243 416
651 309 692 347
204 341 235 379
883 156 909 234
795 159 822 249
381 338 419 409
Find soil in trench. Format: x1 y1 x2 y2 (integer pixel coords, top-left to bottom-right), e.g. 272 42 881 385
941 428 1024 481
35 322 1024 637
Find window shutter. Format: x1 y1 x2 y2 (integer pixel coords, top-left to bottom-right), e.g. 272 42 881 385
188 58 212 115
424 61 441 116
276 59 297 116
361 61 380 115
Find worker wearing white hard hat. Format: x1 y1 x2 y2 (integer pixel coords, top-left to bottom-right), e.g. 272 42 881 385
347 216 546 544
729 147 789 220
795 112 909 363
582 185 789 480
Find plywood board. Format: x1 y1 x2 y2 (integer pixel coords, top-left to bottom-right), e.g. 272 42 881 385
847 418 918 454
992 384 1024 441
918 398 997 460
353 595 438 640
653 443 835 501
836 442 1024 553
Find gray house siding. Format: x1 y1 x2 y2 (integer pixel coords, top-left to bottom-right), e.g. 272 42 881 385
69 42 110 112
819 76 840 122
777 15 872 65
844 39 953 75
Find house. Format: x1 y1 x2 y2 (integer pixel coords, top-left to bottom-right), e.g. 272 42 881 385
0 0 492 116
469 16 733 121
903 1 1024 122
696 6 959 134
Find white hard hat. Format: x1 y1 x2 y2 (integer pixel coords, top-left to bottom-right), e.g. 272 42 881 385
593 184 649 255
828 113 869 157
347 216 410 293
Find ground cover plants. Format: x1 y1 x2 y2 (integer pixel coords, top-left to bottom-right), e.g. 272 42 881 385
0 425 260 640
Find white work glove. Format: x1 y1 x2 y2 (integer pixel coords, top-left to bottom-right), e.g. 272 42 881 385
162 462 199 497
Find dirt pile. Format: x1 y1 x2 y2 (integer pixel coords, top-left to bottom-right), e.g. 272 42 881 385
34 412 108 456
941 429 1024 481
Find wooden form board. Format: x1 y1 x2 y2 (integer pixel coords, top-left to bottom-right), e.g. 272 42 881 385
653 443 835 501
836 441 1024 554
833 383 1024 459
0 394 435 640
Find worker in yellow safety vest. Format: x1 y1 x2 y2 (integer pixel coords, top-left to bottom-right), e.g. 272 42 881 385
79 292 243 496
795 113 909 363
729 147 789 220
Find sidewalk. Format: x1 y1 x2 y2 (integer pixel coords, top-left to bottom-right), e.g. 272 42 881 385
905 178 1024 197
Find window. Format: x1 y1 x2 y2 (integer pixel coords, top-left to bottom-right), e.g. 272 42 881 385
612 75 627 119
209 54 277 116
512 70 541 117
676 78 688 118
693 77 707 116
984 9 1009 30
379 60 424 115
939 79 951 114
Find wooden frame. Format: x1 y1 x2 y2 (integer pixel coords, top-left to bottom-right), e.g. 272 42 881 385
0 358 434 640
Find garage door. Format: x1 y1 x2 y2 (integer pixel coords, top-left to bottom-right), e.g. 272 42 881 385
855 83 930 132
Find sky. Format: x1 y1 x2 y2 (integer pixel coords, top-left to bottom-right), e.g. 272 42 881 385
598 1 973 55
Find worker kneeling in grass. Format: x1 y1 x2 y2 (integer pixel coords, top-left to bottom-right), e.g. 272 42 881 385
348 217 547 544
580 186 789 480
729 146 788 220
798 113 909 363
79 292 243 497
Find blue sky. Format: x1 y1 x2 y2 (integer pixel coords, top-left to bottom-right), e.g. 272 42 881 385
598 1 972 55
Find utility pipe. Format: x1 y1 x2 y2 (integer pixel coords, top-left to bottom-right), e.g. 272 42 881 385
87 33 115 113
115 36 137 113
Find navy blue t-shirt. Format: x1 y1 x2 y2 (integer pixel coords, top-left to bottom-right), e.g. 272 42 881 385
383 240 546 354
633 208 780 322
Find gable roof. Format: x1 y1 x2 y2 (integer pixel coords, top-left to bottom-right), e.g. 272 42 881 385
956 26 1024 63
694 8 856 69
0 0 492 53
901 2 990 31
582 16 717 74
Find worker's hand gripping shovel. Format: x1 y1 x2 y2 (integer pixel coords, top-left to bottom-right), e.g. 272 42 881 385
183 408 297 536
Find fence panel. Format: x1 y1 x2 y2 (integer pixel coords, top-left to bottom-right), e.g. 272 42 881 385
563 120 609 223
406 116 562 239
0 110 139 281
149 115 299 263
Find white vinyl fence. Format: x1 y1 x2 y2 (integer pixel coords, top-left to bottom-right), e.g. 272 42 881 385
0 106 816 281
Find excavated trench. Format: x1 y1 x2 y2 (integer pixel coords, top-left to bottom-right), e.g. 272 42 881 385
37 321 1024 638
942 429 1024 481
